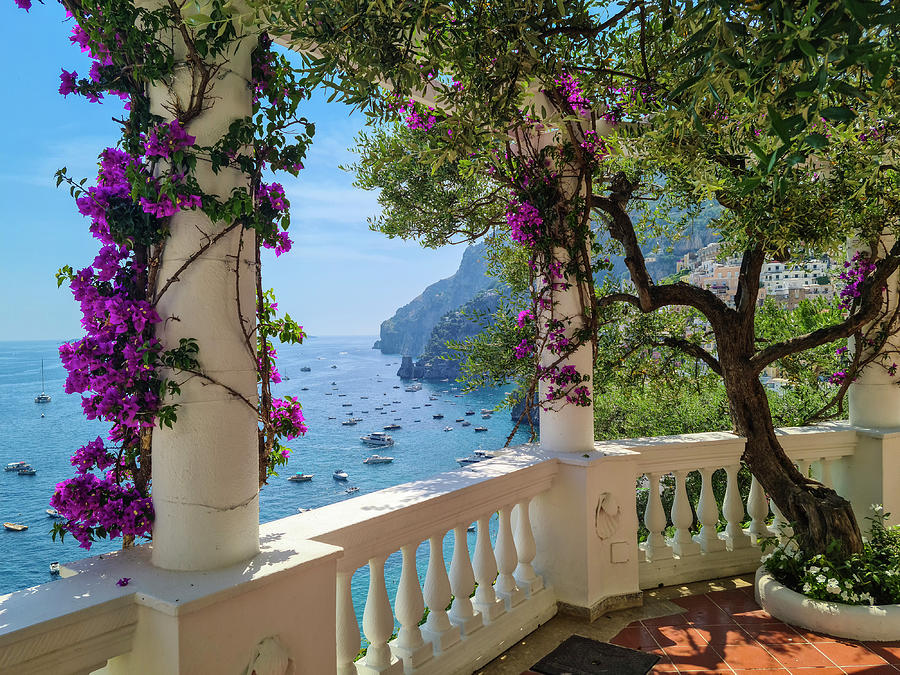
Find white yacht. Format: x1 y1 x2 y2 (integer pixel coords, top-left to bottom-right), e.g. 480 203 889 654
333 470 349 481
363 455 394 465
404 383 422 392
361 432 394 446
5 461 27 472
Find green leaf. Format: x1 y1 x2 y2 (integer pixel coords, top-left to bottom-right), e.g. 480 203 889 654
820 106 855 122
804 133 828 149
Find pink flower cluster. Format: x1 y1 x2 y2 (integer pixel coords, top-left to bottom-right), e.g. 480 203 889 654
507 200 543 247
554 74 591 116
269 396 308 440
838 252 878 309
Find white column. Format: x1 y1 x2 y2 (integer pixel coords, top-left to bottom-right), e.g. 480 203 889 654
642 472 673 561
420 533 461 652
819 457 835 489
538 246 594 453
723 464 752 550
149 19 259 570
513 499 544 594
747 474 770 543
391 544 432 670
694 467 725 553
336 571 361 675
360 557 403 675
448 525 482 636
472 516 505 623
670 470 700 557
494 505 525 608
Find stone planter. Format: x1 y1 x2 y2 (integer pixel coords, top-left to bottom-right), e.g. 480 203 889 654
755 567 900 641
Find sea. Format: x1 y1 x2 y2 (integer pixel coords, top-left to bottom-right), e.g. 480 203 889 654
0 335 527 626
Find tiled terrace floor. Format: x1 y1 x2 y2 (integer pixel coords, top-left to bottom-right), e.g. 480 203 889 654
479 576 900 675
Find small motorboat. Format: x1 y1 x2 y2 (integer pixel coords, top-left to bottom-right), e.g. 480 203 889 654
443 426 454 432
49 561 60 575
301 387 309 391
474 427 488 432
341 420 358 426
455 418 464 422
465 410 475 416
4 522 28 532
481 414 492 419
383 424 401 431
4 461 27 472
297 507 311 513
461 421 471 427
393 385 400 389
331 365 338 369
433 414 444 419
300 366 311 372
456 456 484 466
18 465 36 475
467 524 476 532
481 409 492 414
46 508 64 519
345 487 360 494
287 473 314 482
333 470 349 481
363 455 394 465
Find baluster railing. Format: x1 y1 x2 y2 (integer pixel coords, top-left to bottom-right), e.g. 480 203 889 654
723 464 752 550
360 556 402 675
448 525 482 636
391 543 432 671
771 502 793 542
820 457 835 488
746 474 770 544
671 470 700 557
421 533 461 652
513 499 543 595
495 505 525 608
472 515 505 623
337 570 361 675
694 467 725 553
642 472 673 561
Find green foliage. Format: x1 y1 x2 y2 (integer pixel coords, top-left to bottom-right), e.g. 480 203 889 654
763 508 900 605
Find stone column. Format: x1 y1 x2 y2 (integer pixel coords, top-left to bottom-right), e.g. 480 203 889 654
149 15 260 570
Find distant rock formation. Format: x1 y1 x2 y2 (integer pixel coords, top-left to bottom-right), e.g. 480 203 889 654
376 242 499 357
511 392 540 429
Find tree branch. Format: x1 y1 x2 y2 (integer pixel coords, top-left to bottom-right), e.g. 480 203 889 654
659 336 722 376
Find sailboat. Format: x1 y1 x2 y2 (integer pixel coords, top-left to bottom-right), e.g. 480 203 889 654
34 360 51 403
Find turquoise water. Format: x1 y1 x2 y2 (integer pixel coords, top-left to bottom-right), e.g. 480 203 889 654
0 336 525 617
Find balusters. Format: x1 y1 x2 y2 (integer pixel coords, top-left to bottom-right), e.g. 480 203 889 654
391 544 432 671
819 457 835 489
421 533 461 652
671 470 701 557
472 516 505 623
513 499 544 595
360 556 403 674
797 459 811 479
448 525 483 636
723 464 752 550
746 474 770 544
336 571 361 675
642 472 673 561
495 505 525 608
694 467 726 553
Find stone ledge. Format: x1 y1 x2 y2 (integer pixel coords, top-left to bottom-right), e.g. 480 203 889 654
557 591 644 623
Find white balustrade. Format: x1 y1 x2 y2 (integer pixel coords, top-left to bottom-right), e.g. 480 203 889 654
420 533 461 652
642 472 673 562
671 470 700 557
448 525 482 636
360 556 403 675
391 543 432 670
513 499 544 595
723 464 752 550
337 571 362 675
495 505 525 608
797 459 811 478
694 467 726 553
472 515 505 623
771 502 793 542
746 474 770 542
818 457 836 488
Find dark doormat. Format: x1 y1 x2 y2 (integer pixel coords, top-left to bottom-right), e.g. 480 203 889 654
531 635 660 675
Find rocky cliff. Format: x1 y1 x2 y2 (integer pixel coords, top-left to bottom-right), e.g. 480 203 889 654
375 243 498 357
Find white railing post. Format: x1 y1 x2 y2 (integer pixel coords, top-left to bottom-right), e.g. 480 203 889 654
642 472 673 561
513 499 544 595
421 533 461 653
671 470 700 557
746 474 770 544
819 457 835 489
694 467 726 553
448 525 483 636
472 516 505 623
723 464 752 550
391 544 432 671
360 556 403 675
337 571 361 675
495 505 525 609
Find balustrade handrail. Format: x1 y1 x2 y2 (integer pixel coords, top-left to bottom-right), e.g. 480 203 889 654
262 446 558 572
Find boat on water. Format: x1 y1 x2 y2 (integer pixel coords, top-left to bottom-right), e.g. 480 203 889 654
301 387 309 391
465 410 475 416
404 383 422 392
363 454 394 465
455 418 464 422
467 524 476 532
474 427 488 432
287 473 314 482
392 385 400 389
443 426 454 432
456 456 483 466
300 366 311 372
46 508 64 519
433 413 444 419
34 360 51 403
383 423 401 431
461 421 471 427
341 420 358 426
333 470 349 481
361 432 394 446
331 365 338 369
345 487 360 494
429 395 439 401
480 409 492 414
5 461 27 472
4 522 27 531
481 414 492 419
49 561 60 575
18 465 36 475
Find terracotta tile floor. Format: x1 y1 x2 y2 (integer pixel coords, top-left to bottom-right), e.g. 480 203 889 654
605 587 900 674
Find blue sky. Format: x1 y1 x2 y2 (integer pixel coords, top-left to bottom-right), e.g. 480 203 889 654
0 3 466 341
